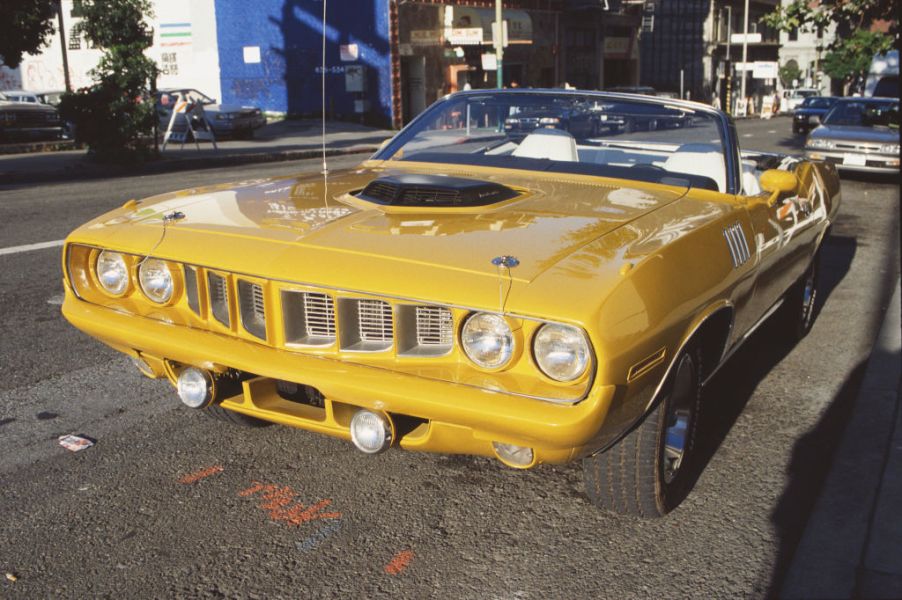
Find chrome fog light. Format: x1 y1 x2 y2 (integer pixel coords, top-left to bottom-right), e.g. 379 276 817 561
138 258 174 303
349 410 393 454
96 250 129 295
461 312 514 369
177 367 215 409
492 441 535 468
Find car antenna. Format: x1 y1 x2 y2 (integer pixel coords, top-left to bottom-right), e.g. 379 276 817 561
320 0 329 209
140 210 185 267
492 255 519 313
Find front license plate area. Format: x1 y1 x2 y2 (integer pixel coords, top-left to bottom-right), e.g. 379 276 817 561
844 153 867 166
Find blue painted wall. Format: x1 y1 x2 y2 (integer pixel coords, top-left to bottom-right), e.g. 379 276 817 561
214 0 392 125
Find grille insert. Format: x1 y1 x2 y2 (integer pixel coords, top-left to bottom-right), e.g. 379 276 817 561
184 266 200 314
396 304 454 356
358 299 393 342
282 290 336 346
338 298 394 352
238 280 266 340
207 272 230 327
416 306 453 346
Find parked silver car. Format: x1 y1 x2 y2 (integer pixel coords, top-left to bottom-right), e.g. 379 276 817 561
156 88 265 139
805 97 900 173
0 91 64 142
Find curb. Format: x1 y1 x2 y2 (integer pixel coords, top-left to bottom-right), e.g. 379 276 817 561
781 278 902 598
0 144 381 186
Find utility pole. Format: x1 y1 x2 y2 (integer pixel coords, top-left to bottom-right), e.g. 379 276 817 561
57 0 72 92
740 0 749 103
495 0 504 88
725 4 732 113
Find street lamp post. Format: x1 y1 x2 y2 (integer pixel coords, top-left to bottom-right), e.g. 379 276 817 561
495 0 504 89
725 5 732 114
740 0 749 104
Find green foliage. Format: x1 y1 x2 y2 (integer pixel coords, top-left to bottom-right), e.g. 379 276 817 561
58 0 159 163
779 60 803 88
764 0 897 89
822 30 889 84
0 0 57 68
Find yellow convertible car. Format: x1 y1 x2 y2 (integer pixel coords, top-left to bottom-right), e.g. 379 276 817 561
62 90 840 516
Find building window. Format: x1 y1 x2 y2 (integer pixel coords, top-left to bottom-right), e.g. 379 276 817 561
789 27 798 41
68 26 81 50
817 24 824 39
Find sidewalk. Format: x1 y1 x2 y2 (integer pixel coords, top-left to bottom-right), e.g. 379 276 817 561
0 118 393 185
782 278 902 598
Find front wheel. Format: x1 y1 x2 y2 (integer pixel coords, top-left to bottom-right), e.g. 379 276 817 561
583 347 702 517
780 252 820 341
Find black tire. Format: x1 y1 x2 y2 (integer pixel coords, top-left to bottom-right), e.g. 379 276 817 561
203 404 271 427
583 346 702 517
781 252 820 341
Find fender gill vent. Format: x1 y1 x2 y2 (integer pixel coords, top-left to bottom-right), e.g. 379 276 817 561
358 174 518 207
723 223 751 268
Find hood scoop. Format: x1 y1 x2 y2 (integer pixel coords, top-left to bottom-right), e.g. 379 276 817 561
358 174 519 208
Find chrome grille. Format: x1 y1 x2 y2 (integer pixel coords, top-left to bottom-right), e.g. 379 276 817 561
358 299 393 342
303 292 335 338
416 306 453 346
207 272 230 326
282 290 336 346
184 266 200 314
238 280 266 340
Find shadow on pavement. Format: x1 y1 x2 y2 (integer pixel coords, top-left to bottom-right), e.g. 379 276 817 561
673 231 857 572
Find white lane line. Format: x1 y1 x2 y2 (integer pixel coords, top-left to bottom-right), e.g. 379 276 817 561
0 239 64 257
768 130 777 134
742 133 753 138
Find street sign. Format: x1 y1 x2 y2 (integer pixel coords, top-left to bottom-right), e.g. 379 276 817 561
730 33 762 44
752 61 778 79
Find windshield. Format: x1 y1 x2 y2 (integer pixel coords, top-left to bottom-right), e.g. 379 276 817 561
801 97 834 109
376 91 728 193
823 100 900 128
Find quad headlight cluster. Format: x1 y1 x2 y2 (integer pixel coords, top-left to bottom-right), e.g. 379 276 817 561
461 312 592 382
94 250 175 304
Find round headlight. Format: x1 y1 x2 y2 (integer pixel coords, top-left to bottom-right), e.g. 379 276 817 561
461 313 514 369
96 250 129 295
533 323 591 382
138 258 174 303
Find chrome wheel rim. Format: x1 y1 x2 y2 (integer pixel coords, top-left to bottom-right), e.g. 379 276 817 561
801 269 816 329
663 354 695 485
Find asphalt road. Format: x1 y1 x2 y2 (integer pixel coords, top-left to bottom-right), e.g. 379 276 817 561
1 117 899 598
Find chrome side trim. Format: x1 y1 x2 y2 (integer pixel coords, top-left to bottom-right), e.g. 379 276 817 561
724 223 750 268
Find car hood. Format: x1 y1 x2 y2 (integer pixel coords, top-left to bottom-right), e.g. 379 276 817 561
810 124 900 143
70 162 688 310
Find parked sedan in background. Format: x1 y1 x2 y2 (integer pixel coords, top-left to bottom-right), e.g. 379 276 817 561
0 91 64 142
805 97 900 173
156 88 265 138
792 96 838 133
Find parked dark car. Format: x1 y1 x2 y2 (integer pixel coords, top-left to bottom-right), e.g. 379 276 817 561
792 96 838 133
504 100 601 138
0 91 64 142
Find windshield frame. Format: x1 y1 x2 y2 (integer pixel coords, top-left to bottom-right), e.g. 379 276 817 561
373 89 740 195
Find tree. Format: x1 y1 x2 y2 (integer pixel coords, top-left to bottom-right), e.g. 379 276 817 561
764 0 898 93
0 0 58 68
58 0 159 162
779 60 803 89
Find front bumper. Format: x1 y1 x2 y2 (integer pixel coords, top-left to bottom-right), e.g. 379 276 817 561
62 290 615 466
805 150 900 174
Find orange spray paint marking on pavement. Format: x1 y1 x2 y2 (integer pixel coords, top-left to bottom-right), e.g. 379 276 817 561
239 481 342 527
384 550 414 575
178 465 223 485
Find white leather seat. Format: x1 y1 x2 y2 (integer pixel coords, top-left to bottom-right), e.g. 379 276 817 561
512 128 579 162
663 143 727 193
741 159 762 195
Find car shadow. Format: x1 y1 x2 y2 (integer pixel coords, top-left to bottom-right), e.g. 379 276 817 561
674 230 857 554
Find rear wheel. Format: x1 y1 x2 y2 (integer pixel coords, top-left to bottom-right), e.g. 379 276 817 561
204 404 271 427
583 347 702 517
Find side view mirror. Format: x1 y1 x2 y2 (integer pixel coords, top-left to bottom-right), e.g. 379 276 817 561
759 169 799 205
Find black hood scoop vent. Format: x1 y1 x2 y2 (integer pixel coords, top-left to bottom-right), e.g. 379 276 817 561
358 174 519 207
